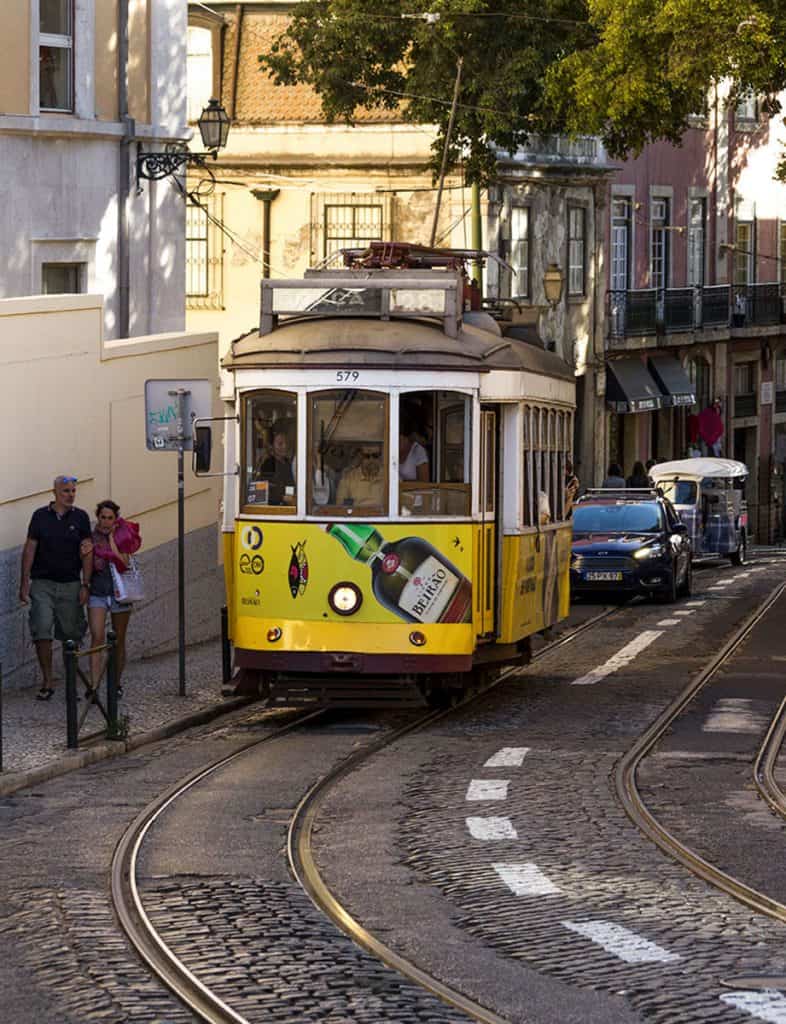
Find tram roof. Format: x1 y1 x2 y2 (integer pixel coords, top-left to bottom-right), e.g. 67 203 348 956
223 315 574 381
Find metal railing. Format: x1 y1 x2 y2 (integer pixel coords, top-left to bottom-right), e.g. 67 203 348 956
608 282 786 340
64 633 124 749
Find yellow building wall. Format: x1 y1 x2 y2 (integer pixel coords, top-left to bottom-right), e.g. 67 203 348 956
0 295 220 555
95 0 119 121
0 0 30 115
128 0 150 123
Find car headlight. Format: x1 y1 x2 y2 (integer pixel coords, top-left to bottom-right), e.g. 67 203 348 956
633 543 664 560
328 582 363 616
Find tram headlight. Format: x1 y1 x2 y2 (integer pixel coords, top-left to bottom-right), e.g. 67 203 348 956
633 543 664 560
328 582 363 616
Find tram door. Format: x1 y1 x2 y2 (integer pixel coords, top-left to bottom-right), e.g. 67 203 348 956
478 408 498 637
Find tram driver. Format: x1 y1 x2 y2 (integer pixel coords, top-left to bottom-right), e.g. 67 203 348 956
257 429 296 505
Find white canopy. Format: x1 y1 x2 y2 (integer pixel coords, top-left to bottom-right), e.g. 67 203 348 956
650 457 748 481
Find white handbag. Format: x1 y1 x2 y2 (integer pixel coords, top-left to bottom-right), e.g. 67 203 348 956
110 557 145 603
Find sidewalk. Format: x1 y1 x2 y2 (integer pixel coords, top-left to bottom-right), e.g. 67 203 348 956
0 639 247 797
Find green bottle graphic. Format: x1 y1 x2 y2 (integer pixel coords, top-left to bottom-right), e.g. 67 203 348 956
326 523 472 624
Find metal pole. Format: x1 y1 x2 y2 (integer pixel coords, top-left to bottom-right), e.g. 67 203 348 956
65 641 78 749
471 182 483 293
430 56 463 248
170 388 189 697
106 630 118 733
221 605 232 685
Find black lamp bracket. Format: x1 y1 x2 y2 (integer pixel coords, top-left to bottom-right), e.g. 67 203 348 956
137 143 215 182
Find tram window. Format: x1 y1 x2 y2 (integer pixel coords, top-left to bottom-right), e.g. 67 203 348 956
243 390 297 512
399 391 471 516
523 405 574 527
308 390 388 515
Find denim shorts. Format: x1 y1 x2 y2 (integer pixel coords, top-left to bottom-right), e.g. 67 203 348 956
29 578 86 642
88 594 133 615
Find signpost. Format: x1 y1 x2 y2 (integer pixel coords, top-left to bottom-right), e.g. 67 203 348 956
145 379 212 696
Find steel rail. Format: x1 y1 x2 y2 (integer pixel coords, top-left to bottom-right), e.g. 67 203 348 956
111 707 326 1024
754 693 786 818
286 602 631 1024
616 581 786 923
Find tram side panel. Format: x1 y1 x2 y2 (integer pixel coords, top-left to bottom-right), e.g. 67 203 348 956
228 520 476 672
498 525 572 642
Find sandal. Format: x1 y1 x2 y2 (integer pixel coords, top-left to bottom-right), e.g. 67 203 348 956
35 687 55 701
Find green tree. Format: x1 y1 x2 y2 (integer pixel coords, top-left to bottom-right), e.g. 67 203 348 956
260 0 595 186
547 0 786 158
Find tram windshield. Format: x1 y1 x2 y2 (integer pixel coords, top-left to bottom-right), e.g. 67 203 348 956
572 502 664 534
308 390 388 515
399 390 471 516
243 390 298 512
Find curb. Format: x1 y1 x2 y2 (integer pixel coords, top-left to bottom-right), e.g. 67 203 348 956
0 695 253 798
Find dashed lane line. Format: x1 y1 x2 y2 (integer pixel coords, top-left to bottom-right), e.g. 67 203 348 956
466 780 509 801
570 630 663 686
561 920 681 965
671 610 693 617
484 747 530 768
466 817 517 840
493 863 561 896
720 991 786 1023
656 619 681 627
686 600 707 607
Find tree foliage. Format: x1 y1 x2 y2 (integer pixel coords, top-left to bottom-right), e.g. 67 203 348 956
546 0 786 158
260 0 595 185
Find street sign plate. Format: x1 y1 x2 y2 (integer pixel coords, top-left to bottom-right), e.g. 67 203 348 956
145 379 212 451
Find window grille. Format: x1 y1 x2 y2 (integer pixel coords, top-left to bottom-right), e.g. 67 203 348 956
186 195 224 309
310 193 391 263
568 207 586 296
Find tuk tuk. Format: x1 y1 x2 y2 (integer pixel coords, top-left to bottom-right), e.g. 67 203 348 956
649 458 749 565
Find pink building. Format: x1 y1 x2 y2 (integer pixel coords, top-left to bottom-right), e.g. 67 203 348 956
604 87 786 542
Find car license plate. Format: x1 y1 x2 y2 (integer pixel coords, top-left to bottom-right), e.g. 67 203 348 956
583 571 623 582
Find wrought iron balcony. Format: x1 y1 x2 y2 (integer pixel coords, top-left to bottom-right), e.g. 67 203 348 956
731 283 781 327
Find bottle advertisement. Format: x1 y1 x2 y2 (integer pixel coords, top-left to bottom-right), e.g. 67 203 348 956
233 520 474 627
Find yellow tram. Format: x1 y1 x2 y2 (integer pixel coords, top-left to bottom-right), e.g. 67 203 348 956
203 246 575 706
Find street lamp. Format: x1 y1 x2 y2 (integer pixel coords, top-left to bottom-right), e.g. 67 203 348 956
543 262 564 307
137 99 230 182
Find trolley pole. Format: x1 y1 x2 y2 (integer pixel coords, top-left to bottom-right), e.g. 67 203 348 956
430 56 463 247
170 387 189 697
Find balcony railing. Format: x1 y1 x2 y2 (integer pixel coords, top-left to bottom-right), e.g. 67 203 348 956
608 282 786 340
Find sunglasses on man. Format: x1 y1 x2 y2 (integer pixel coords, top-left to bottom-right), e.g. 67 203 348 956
56 476 78 484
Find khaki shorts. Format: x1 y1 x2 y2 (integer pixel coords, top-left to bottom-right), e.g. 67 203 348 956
29 578 86 643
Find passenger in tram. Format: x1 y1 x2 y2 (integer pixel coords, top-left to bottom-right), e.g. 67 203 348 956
257 429 296 505
336 445 385 508
398 425 430 481
564 458 580 518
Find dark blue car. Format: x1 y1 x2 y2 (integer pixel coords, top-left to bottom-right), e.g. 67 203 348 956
571 491 692 603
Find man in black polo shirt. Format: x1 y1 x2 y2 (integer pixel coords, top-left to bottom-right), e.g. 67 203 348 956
19 476 93 701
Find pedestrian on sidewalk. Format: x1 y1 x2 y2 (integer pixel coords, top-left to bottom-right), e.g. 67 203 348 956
87 500 140 695
19 475 93 701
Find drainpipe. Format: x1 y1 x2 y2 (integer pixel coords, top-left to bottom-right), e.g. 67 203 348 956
252 189 280 278
231 4 244 120
117 0 131 338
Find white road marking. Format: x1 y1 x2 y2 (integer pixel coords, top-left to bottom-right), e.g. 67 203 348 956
720 991 786 1023
466 817 517 840
571 630 663 686
686 600 706 607
561 920 680 964
485 747 530 767
466 780 509 801
708 585 732 591
703 698 771 734
671 610 693 617
656 619 680 627
493 863 561 896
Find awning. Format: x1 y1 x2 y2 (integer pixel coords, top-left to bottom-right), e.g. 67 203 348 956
605 358 663 413
648 356 696 407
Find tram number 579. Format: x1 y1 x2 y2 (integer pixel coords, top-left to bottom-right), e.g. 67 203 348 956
336 370 360 383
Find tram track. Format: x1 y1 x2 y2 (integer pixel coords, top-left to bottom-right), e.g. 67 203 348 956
109 601 630 1023
616 579 786 924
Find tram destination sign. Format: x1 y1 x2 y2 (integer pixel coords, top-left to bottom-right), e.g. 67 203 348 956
145 379 212 451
